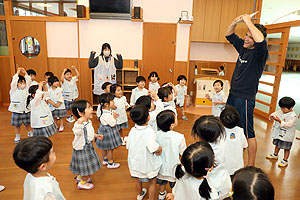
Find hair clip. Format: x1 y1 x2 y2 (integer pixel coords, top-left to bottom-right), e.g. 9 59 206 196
77 108 80 113
205 168 210 171
181 165 186 172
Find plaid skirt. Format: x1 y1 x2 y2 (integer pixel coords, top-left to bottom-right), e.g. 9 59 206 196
64 100 74 110
273 139 293 150
33 123 57 137
11 112 30 127
95 124 122 150
116 121 128 130
52 109 67 118
69 142 101 176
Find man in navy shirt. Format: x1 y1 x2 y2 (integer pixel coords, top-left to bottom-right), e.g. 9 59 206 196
225 14 268 166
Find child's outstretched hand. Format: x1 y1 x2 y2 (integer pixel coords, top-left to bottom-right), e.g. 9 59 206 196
17 67 22 74
166 193 174 200
113 112 119 119
71 65 76 70
155 146 162 156
95 134 104 141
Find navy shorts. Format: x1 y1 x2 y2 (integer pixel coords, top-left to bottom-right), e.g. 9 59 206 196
227 94 255 138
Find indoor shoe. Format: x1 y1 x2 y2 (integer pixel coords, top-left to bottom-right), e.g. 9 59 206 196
77 182 94 190
182 116 188 120
158 190 167 200
14 137 21 143
278 160 288 167
74 176 92 183
137 188 147 200
266 154 278 160
58 126 64 132
107 163 120 169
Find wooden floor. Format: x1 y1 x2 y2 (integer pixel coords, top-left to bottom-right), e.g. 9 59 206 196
0 105 300 200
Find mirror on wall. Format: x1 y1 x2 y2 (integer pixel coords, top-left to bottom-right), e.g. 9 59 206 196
19 36 40 58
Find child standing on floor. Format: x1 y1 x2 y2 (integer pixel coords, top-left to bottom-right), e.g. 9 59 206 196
69 100 103 190
148 71 160 93
175 75 188 120
95 93 122 169
161 82 178 109
13 136 66 200
205 80 227 117
156 110 186 200
220 106 248 176
127 105 162 200
110 84 130 145
61 66 79 123
9 67 32 143
46 76 67 132
266 97 297 168
96 82 112 119
192 115 231 199
44 71 54 90
130 76 148 106
27 82 57 137
26 69 38 86
158 87 177 116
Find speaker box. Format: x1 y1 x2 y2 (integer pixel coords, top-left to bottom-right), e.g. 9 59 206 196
77 5 86 18
133 7 141 19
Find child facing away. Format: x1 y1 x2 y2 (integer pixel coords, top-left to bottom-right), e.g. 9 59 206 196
27 82 57 137
156 110 186 200
205 80 227 117
8 67 32 143
110 84 130 145
61 66 80 123
166 141 219 200
26 69 38 86
44 71 54 90
148 71 160 93
175 75 188 120
13 136 66 200
95 93 122 169
69 100 103 190
220 106 248 176
130 76 148 106
219 65 225 76
127 105 162 200
266 96 297 167
157 87 177 116
46 76 67 132
96 82 112 119
192 115 231 198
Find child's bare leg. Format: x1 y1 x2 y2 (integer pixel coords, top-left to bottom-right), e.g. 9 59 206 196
180 107 185 116
135 178 142 195
54 118 58 127
283 149 290 161
274 145 280 155
107 149 113 161
15 126 21 138
159 184 166 193
81 176 90 181
25 125 31 132
148 178 157 200
102 150 108 158
59 118 64 128
119 128 123 137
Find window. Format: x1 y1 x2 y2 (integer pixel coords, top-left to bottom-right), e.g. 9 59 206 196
0 21 8 56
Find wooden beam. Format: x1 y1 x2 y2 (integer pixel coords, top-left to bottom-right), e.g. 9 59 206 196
10 16 78 22
258 90 273 97
259 81 274 86
265 20 300 30
269 51 280 55
262 71 277 76
256 99 271 107
254 108 269 118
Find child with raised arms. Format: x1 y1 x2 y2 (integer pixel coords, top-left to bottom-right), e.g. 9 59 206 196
26 69 38 86
157 87 177 116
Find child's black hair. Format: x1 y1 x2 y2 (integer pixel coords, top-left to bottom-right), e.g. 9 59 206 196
136 76 146 83
220 105 240 129
130 105 149 125
175 141 214 200
64 68 72 75
110 83 122 94
13 136 53 174
161 82 173 93
231 166 274 200
26 69 36 76
48 76 59 86
44 72 54 77
177 75 187 82
101 82 112 91
26 85 39 108
219 65 224 71
135 95 152 110
192 115 225 143
157 87 172 102
100 43 112 57
278 96 295 110
98 93 114 116
18 75 26 83
71 99 91 119
156 110 175 132
148 71 160 80
213 80 223 87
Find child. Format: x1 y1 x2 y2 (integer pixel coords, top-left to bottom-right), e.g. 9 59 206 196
156 110 186 200
61 66 80 123
148 71 160 93
110 84 130 145
96 82 112 119
157 87 177 116
166 141 219 200
95 93 122 168
130 76 148 106
175 75 188 120
220 106 248 175
192 115 231 198
8 67 32 143
69 100 103 190
26 69 38 86
44 71 54 90
219 65 225 76
205 80 227 117
46 76 67 132
28 82 57 137
266 96 297 167
161 82 178 109
13 136 65 200
127 105 162 200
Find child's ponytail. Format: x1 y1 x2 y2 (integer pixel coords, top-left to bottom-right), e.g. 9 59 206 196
175 164 185 179
26 85 38 108
199 177 212 200
98 93 114 117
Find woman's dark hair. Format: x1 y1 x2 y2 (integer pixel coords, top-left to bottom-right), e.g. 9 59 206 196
231 166 274 200
156 110 175 132
278 96 295 109
98 93 114 116
100 43 112 57
130 105 149 125
48 76 59 86
220 105 240 129
64 68 72 75
175 141 214 200
71 99 91 119
26 85 39 108
18 75 26 83
13 136 53 174
213 80 223 87
135 95 152 110
192 115 225 142
254 24 267 38
157 87 172 102
177 75 187 82
110 83 122 94
148 71 160 80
